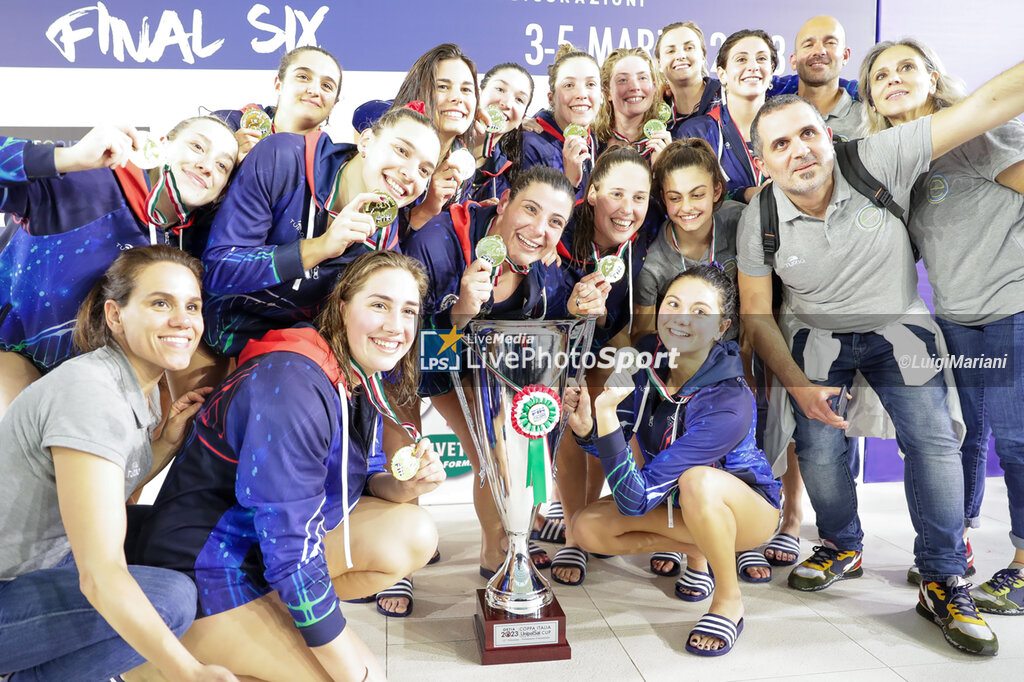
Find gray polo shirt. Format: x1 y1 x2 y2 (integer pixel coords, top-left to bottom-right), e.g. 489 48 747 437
737 115 932 333
824 90 868 142
909 120 1024 325
637 200 744 306
0 343 159 579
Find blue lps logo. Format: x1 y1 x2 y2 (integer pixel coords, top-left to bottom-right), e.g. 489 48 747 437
419 327 463 372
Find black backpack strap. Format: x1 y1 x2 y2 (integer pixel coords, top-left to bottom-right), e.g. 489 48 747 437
758 184 780 267
833 140 907 227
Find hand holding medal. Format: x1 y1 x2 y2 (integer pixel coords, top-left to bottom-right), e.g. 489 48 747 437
642 118 670 162
390 438 443 487
318 192 378 260
128 132 166 170
569 271 611 318
450 236 502 327
561 124 591 188
240 104 273 139
484 105 507 134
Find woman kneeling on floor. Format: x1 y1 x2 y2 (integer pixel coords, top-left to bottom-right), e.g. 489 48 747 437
564 265 781 656
132 251 444 681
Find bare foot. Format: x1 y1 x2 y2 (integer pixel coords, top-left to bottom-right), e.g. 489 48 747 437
689 598 744 652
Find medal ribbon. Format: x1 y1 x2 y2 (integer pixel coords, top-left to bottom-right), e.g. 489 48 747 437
611 129 651 158
668 216 716 271
644 365 696 406
484 131 499 158
144 165 193 246
726 111 763 186
351 361 421 443
324 161 391 251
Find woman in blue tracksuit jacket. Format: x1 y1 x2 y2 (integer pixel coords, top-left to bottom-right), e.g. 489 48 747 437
133 251 444 680
521 44 601 203
0 118 237 411
469 62 535 203
401 166 591 577
214 46 342 163
201 107 440 358
565 265 781 657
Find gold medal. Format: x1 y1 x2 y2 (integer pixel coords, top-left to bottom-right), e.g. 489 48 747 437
475 234 507 267
656 101 673 123
484 105 506 133
390 445 420 481
643 119 667 138
564 124 587 138
129 133 165 170
240 104 272 139
363 191 399 228
597 255 626 283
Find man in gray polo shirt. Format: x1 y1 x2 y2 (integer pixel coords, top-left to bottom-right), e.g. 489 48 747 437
789 16 867 142
737 57 1024 656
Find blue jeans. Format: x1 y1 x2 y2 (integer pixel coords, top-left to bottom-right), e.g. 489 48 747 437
0 554 197 681
790 327 967 580
938 312 1024 550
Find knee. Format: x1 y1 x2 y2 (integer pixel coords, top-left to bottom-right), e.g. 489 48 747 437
396 505 439 573
570 505 606 553
130 566 198 637
677 467 718 510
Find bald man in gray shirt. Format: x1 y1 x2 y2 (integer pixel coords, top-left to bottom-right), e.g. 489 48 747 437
737 56 1024 657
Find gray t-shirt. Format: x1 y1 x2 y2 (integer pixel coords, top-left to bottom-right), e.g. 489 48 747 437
637 200 744 306
0 344 159 579
737 116 932 333
910 120 1024 325
824 90 869 142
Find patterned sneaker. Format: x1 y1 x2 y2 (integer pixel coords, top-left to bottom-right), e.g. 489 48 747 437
971 568 1024 615
917 576 998 655
907 538 976 585
787 544 863 591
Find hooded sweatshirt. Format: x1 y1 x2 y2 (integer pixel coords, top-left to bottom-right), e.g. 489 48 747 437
135 325 384 648
577 335 780 516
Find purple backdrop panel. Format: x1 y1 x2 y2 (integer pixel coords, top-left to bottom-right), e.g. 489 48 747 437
863 437 1004 484
0 1 876 73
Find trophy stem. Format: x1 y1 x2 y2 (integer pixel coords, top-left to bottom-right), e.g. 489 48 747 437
485 527 552 615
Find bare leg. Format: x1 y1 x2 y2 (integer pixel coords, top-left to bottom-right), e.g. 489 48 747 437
126 497 427 681
764 442 803 566
573 467 779 652
0 351 41 418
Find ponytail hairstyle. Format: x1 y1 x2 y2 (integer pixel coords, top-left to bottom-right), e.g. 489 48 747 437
74 245 204 353
859 38 965 134
652 138 726 212
571 146 651 264
393 43 480 154
275 45 343 102
592 47 664 143
480 62 535 188
315 251 429 405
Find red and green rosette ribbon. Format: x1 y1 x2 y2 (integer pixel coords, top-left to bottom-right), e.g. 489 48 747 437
511 385 560 505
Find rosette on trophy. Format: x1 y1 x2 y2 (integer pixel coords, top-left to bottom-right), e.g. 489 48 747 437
510 385 560 505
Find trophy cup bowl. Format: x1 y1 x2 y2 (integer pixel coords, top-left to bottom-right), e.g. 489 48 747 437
452 318 593 663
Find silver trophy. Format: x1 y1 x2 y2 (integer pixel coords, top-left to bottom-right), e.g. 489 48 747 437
453 318 592 662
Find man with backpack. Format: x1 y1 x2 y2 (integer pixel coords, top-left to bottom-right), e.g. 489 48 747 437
736 56 1024 656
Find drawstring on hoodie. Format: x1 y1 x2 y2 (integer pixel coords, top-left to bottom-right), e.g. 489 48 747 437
338 382 354 569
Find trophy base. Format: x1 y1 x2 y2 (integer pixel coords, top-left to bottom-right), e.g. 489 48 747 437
473 589 571 665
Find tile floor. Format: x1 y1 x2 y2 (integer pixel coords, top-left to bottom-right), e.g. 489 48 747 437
342 478 1024 681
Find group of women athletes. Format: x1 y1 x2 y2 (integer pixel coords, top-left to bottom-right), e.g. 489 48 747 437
1 13 1023 681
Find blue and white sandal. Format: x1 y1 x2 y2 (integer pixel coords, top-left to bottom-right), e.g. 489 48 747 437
531 518 566 544
550 547 588 586
685 613 744 657
674 566 715 602
764 533 801 566
737 550 772 583
376 577 414 618
650 551 683 577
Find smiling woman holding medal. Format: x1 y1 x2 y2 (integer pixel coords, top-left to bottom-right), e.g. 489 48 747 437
200 106 440 361
521 43 601 202
132 251 444 681
564 265 780 657
0 117 237 415
592 48 673 165
401 166 596 586
548 146 657 586
469 62 535 203
213 46 343 163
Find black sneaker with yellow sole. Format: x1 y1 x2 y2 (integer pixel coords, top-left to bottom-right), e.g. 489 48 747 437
917 576 998 656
